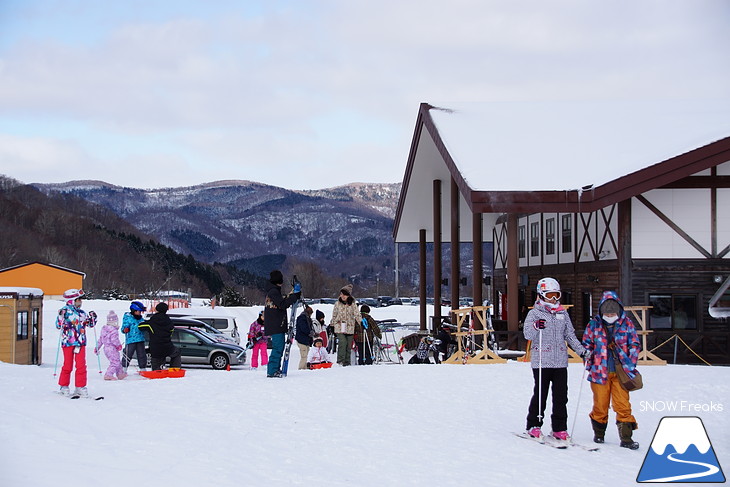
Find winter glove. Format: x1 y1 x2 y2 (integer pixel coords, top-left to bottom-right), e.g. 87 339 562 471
581 350 591 360
93 346 99 355
533 319 546 330
117 345 123 351
293 282 301 293
88 311 97 321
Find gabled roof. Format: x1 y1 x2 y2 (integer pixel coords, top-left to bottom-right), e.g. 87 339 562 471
0 261 86 277
394 101 730 242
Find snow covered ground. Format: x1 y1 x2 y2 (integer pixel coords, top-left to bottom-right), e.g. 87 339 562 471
1 299 728 487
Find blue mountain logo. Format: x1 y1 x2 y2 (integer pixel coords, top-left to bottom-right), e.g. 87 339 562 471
637 416 725 483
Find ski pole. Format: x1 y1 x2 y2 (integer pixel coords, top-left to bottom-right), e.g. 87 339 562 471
537 326 543 423
569 355 589 439
92 325 102 374
53 328 62 377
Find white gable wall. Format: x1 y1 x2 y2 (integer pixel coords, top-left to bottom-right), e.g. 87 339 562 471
632 189 711 259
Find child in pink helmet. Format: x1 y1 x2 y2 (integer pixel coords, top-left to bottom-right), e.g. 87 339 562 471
95 310 127 380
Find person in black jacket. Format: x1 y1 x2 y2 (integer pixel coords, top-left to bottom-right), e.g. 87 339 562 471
295 305 315 370
140 302 181 370
264 270 301 378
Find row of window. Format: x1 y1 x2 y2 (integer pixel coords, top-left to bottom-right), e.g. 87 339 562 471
518 215 573 258
16 309 39 340
528 290 697 330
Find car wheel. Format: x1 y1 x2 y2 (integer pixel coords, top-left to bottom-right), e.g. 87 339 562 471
211 352 229 370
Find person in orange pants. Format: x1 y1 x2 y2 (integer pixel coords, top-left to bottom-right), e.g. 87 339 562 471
582 291 641 449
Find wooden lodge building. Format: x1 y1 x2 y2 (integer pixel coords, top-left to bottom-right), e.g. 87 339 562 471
394 101 730 364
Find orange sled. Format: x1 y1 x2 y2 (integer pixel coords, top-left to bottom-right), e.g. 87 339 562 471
139 368 186 379
309 362 333 370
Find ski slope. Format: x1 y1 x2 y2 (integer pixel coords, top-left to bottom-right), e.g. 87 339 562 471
1 299 728 487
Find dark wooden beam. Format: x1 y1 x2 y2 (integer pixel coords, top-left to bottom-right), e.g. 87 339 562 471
433 179 442 333
419 229 427 331
451 177 460 315
507 213 519 332
472 212 483 312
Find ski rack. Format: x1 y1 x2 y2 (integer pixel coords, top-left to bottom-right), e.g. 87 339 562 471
443 306 506 364
624 305 667 365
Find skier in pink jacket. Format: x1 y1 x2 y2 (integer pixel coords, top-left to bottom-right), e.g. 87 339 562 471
95 310 127 380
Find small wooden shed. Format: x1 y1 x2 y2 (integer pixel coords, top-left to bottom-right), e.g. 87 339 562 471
0 287 44 365
0 262 85 299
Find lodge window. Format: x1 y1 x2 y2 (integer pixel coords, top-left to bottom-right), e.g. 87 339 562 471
648 294 698 330
561 215 572 253
17 311 28 340
518 225 526 258
530 222 540 257
545 218 555 255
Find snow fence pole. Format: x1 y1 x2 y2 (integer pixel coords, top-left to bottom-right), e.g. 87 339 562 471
53 329 62 377
569 356 589 439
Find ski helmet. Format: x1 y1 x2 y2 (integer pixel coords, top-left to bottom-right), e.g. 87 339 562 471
536 277 561 300
63 288 84 305
130 301 147 312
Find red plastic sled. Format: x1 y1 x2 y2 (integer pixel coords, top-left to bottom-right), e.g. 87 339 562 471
139 368 186 379
309 362 333 370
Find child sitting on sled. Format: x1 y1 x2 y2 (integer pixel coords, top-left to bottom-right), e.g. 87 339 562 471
307 337 332 369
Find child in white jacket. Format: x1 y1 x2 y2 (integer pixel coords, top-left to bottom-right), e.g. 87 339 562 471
307 337 330 368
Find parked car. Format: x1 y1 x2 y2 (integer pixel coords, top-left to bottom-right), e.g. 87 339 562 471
164 316 237 344
165 309 241 344
399 297 412 305
377 296 394 307
319 298 337 304
143 325 246 370
359 297 378 308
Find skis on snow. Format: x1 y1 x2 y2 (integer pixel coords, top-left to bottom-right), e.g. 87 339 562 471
512 432 598 451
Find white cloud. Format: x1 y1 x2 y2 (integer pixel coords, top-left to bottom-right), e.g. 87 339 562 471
0 0 728 189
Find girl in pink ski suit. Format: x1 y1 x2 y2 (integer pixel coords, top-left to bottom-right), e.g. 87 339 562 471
248 311 269 369
95 311 127 380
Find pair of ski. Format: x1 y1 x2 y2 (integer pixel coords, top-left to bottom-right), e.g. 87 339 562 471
280 275 303 378
56 391 105 400
512 432 599 451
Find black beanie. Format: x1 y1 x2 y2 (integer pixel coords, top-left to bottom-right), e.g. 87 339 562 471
155 302 169 313
316 310 325 321
270 270 284 285
360 304 370 314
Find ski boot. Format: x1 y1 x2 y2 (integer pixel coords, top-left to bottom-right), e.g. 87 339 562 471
552 431 570 442
618 421 639 450
591 419 607 444
59 386 70 396
527 427 543 439
73 387 89 398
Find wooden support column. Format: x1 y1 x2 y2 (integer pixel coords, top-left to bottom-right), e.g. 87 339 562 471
618 199 632 305
450 178 460 314
433 180 442 334
472 212 483 314
419 229 427 331
507 213 519 332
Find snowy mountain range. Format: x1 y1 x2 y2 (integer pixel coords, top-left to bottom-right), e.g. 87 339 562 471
32 180 402 275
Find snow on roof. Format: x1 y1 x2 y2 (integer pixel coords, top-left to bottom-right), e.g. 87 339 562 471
428 99 730 192
0 286 44 297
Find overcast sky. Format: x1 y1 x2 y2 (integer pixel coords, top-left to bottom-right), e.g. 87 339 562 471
0 0 728 190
